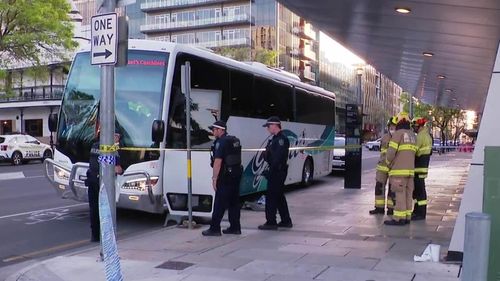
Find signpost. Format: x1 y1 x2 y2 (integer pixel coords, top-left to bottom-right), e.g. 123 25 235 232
91 13 118 65
344 104 363 189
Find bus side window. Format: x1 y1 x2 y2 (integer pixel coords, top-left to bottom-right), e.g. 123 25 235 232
230 70 253 117
253 77 293 121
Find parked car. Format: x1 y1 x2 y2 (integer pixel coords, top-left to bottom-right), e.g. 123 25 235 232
332 136 346 170
0 134 53 165
432 138 442 153
365 138 381 151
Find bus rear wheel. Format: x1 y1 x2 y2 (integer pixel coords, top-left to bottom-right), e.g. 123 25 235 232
301 158 314 187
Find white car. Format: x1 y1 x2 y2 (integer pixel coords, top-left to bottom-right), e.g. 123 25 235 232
0 134 53 165
365 138 381 151
332 136 345 170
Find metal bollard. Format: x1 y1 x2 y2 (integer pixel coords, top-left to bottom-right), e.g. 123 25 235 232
461 212 491 281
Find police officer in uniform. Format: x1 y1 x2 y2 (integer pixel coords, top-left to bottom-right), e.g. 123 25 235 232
258 116 293 230
202 120 243 236
85 129 123 242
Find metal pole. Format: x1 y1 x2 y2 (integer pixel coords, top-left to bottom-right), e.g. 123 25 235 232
98 0 117 231
183 63 194 229
409 94 414 118
462 212 491 281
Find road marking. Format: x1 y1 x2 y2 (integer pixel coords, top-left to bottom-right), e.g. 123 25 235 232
0 172 25 181
0 203 87 220
2 239 89 263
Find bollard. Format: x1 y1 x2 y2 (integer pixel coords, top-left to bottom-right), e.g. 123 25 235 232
462 212 491 281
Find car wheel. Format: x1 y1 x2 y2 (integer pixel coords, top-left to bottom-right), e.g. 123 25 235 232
301 158 314 187
11 151 23 166
42 150 53 161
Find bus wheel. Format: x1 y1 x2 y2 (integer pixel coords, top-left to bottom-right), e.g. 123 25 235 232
301 158 314 187
11 151 23 166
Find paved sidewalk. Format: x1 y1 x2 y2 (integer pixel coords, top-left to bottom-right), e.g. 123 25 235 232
5 153 469 281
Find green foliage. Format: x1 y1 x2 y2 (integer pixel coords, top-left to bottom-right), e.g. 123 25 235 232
0 0 77 65
400 92 433 120
215 47 251 61
254 49 277 67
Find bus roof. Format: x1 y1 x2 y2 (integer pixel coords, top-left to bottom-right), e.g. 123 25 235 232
77 39 336 100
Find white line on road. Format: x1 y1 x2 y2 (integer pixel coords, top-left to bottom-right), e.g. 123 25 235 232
0 172 25 181
0 203 87 220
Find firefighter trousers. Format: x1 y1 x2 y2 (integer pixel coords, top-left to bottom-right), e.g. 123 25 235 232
389 176 414 222
413 176 427 218
374 171 394 210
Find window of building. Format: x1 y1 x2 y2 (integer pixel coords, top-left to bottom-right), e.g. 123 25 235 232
24 119 43 137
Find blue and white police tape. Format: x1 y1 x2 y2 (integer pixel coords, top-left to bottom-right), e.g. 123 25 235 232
99 184 124 281
98 155 116 166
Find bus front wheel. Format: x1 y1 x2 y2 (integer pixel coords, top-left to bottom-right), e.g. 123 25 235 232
301 158 314 187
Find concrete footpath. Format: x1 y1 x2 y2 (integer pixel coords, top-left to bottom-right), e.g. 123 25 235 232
5 153 469 281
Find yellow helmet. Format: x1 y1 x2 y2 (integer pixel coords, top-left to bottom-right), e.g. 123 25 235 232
396 112 410 123
387 116 398 126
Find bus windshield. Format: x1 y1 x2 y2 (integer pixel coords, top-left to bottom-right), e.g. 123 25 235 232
56 50 169 166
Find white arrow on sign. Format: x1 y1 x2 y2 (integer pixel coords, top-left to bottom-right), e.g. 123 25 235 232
91 13 118 65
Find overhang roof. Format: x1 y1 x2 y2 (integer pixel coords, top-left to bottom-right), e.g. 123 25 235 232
278 0 500 111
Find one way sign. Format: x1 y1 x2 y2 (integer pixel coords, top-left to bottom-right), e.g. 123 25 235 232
91 13 117 65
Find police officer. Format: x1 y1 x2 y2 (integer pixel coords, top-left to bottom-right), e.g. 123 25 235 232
384 112 416 226
412 117 432 220
369 116 397 215
202 120 243 236
258 116 292 230
85 128 123 242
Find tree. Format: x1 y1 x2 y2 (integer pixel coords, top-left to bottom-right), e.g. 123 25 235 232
400 92 433 120
215 47 251 62
254 49 277 67
0 0 76 66
431 106 461 144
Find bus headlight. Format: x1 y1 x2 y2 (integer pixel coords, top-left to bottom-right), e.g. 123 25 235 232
122 177 159 191
54 166 70 181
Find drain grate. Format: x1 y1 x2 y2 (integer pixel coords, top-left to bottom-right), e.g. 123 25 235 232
156 261 194 270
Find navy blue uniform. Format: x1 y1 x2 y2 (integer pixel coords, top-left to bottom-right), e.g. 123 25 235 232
263 131 292 225
85 141 101 241
209 133 242 232
84 141 121 241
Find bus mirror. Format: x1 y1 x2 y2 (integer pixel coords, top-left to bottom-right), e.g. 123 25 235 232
48 113 58 132
152 120 165 143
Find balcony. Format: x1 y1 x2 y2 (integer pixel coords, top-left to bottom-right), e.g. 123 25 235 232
291 47 316 61
292 22 317 41
300 68 316 82
0 86 64 103
141 0 231 12
196 37 251 48
141 13 254 33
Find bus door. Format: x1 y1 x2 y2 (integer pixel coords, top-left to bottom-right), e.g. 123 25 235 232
163 88 222 215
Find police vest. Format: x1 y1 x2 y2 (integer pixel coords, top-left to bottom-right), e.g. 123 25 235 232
222 135 242 171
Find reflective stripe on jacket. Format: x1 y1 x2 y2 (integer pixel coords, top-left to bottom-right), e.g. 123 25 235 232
376 133 392 173
386 129 416 177
415 127 432 178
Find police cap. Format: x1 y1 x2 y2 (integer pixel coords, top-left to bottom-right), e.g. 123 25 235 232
208 120 227 130
262 116 281 127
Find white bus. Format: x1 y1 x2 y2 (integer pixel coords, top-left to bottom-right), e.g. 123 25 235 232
45 40 336 219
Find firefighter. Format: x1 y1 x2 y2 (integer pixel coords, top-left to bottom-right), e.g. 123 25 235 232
412 117 433 220
384 112 417 226
369 116 397 215
202 120 243 236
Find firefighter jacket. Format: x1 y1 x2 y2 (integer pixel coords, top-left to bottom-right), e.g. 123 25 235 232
415 127 432 179
386 129 417 177
376 133 392 174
